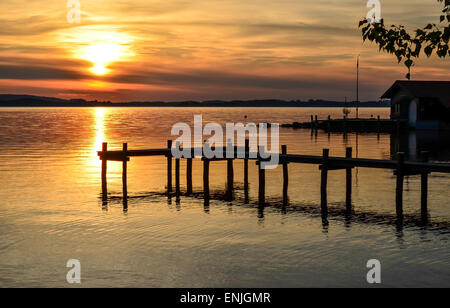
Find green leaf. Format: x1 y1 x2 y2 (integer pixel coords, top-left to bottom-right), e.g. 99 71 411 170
424 45 433 57
404 59 413 68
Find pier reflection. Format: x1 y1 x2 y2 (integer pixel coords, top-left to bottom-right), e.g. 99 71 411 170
391 131 450 161
99 185 450 235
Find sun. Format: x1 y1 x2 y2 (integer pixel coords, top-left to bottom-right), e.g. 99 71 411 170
61 28 135 76
81 42 125 76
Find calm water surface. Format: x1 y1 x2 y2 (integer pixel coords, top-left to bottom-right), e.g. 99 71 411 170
0 107 449 287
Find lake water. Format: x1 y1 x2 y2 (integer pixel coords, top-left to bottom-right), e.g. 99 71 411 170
0 107 449 287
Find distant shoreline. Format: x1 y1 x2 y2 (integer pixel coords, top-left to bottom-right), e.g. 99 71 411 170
0 105 390 108
0 95 390 108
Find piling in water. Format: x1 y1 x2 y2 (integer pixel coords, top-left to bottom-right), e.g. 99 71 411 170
396 152 405 219
320 149 329 215
345 147 352 212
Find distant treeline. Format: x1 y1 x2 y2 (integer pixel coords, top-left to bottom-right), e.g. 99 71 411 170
0 95 390 108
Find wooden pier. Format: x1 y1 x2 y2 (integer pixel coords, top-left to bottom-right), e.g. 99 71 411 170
281 115 407 133
98 141 450 220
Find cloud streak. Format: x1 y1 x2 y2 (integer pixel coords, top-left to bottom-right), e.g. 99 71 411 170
0 0 448 101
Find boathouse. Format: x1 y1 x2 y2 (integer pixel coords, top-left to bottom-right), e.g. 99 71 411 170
381 80 450 130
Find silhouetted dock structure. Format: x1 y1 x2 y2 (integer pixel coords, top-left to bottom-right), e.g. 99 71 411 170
281 115 407 133
98 141 450 221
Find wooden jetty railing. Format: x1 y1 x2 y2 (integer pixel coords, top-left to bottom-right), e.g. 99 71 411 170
98 141 450 220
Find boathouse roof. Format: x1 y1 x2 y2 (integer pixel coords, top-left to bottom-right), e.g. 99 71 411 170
381 80 450 108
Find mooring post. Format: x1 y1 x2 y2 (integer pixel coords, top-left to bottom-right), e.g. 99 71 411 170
345 147 352 212
203 140 210 200
258 146 266 206
101 142 108 201
421 151 429 222
122 143 128 207
244 139 249 203
282 145 288 206
186 158 193 194
226 141 234 199
320 149 329 214
167 140 173 196
396 152 405 219
175 144 180 198
203 158 210 199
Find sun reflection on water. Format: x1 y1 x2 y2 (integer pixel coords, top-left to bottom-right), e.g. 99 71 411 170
93 108 106 155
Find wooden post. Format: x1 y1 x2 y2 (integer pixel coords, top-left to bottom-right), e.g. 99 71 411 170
203 158 210 199
315 115 318 129
122 143 128 208
244 139 249 203
101 142 108 202
167 140 172 196
377 115 381 133
175 156 180 198
186 158 193 194
321 149 329 214
421 151 429 223
282 145 288 206
345 147 352 212
226 145 234 199
396 152 405 219
258 146 265 206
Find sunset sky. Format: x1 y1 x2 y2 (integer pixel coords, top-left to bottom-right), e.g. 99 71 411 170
0 0 448 102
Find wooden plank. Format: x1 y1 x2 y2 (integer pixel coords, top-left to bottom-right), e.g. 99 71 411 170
97 145 450 174
98 148 170 158
319 165 352 170
402 161 450 174
282 154 450 173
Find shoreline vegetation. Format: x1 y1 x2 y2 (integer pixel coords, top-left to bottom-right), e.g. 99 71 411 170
0 94 390 108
